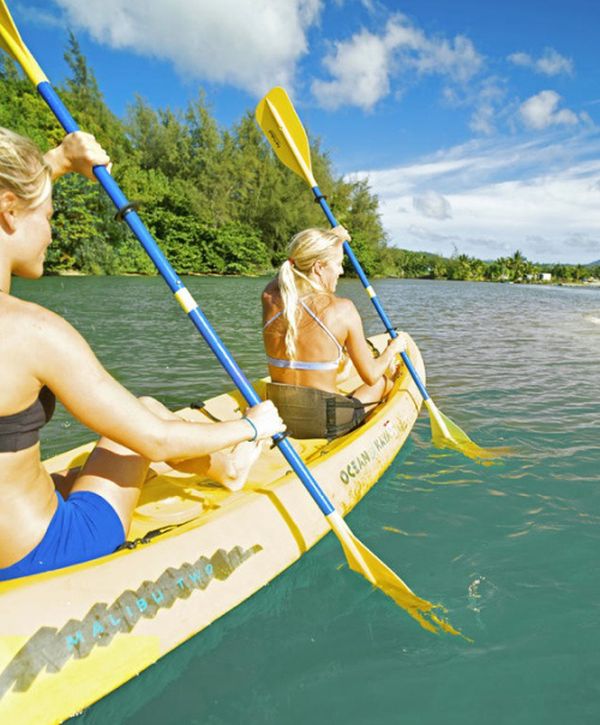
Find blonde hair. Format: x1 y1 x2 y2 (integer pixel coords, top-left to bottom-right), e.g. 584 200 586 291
278 228 343 360
0 127 52 209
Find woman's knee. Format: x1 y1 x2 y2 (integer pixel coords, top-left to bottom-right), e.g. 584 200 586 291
138 395 173 418
138 395 160 410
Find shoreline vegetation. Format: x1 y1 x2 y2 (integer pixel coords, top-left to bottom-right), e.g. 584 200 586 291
49 268 600 288
1 37 597 286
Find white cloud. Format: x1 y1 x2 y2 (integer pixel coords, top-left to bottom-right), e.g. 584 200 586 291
520 91 580 130
311 14 482 110
411 33 481 84
350 133 600 263
53 0 322 96
466 78 507 135
413 191 452 220
312 28 391 110
508 48 573 76
15 4 62 29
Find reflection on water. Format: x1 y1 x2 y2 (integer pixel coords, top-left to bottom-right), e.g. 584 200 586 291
11 276 600 725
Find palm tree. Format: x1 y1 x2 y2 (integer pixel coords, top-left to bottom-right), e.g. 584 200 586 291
507 250 527 282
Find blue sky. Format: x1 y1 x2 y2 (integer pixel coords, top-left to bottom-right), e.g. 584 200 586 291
9 0 600 264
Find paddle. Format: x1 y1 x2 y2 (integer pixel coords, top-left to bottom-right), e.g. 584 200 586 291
256 86 507 463
0 1 460 635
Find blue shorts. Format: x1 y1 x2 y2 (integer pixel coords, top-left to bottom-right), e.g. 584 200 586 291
0 490 125 581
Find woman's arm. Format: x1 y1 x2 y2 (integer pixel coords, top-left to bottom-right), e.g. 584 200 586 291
338 299 405 386
26 304 283 461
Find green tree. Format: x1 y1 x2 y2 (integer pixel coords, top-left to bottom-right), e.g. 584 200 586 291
0 34 401 278
506 250 527 281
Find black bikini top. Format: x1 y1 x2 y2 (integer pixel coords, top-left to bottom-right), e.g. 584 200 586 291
0 386 56 453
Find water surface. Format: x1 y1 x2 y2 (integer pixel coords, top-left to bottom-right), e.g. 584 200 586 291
13 276 600 725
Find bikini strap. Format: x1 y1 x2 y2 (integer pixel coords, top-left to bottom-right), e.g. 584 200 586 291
299 300 343 360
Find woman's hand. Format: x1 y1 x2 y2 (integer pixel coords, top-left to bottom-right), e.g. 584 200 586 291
330 224 351 242
386 335 407 356
384 335 407 380
43 132 111 181
244 400 286 441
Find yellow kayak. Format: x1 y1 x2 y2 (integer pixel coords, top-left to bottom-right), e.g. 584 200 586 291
0 332 424 724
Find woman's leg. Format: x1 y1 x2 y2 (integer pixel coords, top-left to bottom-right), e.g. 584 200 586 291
56 396 262 537
53 397 166 535
138 396 263 491
351 376 393 413
65 436 151 536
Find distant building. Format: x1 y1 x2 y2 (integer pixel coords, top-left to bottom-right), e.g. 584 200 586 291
538 272 552 282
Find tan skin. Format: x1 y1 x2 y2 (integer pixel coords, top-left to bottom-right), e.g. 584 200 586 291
0 132 285 569
262 227 406 409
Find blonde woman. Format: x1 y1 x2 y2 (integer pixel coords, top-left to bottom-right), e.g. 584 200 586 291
0 127 284 581
262 226 405 439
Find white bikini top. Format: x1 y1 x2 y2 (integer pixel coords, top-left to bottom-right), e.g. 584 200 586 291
263 299 343 371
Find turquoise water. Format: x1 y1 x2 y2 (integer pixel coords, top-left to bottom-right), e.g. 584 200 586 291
13 276 600 724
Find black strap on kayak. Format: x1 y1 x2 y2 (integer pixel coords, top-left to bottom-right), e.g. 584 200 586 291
365 329 399 358
190 400 224 423
115 518 197 551
366 337 381 358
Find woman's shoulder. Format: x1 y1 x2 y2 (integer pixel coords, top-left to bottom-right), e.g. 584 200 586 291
317 293 357 315
0 294 47 324
262 276 278 295
318 295 361 335
262 278 281 308
305 293 357 328
0 295 77 344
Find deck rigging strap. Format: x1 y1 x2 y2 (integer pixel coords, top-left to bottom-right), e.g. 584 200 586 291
116 518 197 551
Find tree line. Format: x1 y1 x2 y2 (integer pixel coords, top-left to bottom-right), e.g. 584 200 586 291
0 35 390 276
385 249 599 284
0 36 596 284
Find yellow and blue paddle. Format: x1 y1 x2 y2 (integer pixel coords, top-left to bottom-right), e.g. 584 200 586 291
256 87 506 463
0 0 462 635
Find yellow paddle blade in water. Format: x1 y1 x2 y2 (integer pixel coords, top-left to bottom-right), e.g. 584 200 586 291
255 87 316 186
426 399 511 463
0 0 47 85
331 514 463 636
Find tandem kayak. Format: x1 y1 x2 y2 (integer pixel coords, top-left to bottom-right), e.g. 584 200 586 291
0 332 425 724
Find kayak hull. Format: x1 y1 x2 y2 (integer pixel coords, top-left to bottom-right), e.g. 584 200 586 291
0 333 424 724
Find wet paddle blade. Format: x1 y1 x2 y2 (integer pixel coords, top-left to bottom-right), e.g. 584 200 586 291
339 527 463 636
327 513 462 636
255 87 314 185
427 400 511 463
0 1 47 85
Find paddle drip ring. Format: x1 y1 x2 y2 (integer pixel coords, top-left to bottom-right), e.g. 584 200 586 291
114 200 141 222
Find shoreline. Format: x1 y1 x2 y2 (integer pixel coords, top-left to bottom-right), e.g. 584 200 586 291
47 270 600 287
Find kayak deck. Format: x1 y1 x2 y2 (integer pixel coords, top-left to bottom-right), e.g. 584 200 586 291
0 332 425 724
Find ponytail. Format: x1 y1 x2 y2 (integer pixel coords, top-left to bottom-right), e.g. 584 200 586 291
278 260 300 360
276 228 343 360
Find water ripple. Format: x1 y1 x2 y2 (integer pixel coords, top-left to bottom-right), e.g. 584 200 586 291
12 276 600 725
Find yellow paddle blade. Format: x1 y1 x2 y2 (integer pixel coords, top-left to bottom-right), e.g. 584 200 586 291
342 532 464 636
255 87 316 186
0 0 47 85
427 401 512 463
331 515 464 637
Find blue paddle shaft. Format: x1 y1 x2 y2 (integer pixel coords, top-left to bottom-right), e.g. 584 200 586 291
312 185 430 402
37 81 335 516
